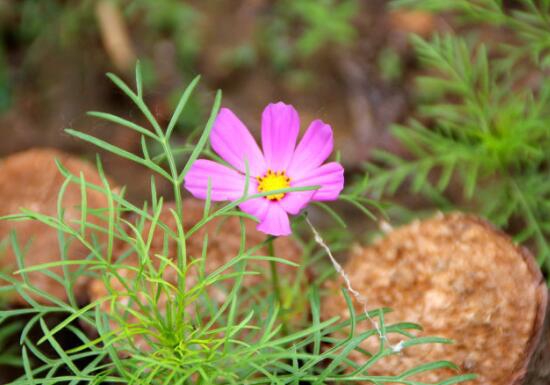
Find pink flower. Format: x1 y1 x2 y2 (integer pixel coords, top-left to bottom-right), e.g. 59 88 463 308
184 102 344 236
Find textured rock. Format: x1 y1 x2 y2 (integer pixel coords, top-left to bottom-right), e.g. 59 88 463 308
322 212 548 384
0 148 113 305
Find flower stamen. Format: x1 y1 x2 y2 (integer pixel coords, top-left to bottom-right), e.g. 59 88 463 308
256 169 291 201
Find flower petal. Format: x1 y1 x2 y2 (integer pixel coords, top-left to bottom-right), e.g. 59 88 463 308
261 102 300 172
256 203 292 236
293 162 344 201
184 159 248 201
279 190 315 215
287 119 333 179
210 108 266 176
239 196 270 222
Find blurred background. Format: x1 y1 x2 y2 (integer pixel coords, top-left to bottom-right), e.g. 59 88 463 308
0 0 435 202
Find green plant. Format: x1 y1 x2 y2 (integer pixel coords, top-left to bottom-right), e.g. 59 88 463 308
124 0 201 72
0 43 10 113
394 0 550 67
0 64 474 384
0 0 96 114
16 0 95 47
285 0 358 57
262 0 359 71
0 321 21 368
364 0 550 276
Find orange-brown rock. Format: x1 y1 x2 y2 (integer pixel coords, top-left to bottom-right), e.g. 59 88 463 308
0 148 113 305
322 213 549 385
389 10 436 37
87 199 303 351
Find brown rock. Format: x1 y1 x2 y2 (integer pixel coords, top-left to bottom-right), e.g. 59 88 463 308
87 199 303 351
389 10 436 37
322 212 548 384
0 148 113 304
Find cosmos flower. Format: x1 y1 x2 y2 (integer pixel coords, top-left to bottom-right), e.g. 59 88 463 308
184 102 344 236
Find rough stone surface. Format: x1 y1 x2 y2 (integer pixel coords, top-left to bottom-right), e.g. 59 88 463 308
322 212 547 384
0 148 113 304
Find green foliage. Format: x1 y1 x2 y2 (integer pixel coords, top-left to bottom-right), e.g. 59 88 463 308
286 0 359 57
0 63 474 384
0 0 101 119
2 0 363 123
365 1 550 275
263 0 359 70
124 0 359 75
124 0 201 71
378 47 405 82
0 43 10 113
0 321 21 367
392 0 550 67
16 0 95 47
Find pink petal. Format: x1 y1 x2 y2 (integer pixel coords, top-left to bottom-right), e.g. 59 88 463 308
261 102 300 172
293 162 344 201
279 190 315 215
239 196 270 222
287 119 334 179
210 108 266 176
256 203 292 236
184 159 249 201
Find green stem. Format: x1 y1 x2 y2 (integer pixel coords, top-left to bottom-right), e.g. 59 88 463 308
160 136 183 218
267 237 288 334
267 239 282 304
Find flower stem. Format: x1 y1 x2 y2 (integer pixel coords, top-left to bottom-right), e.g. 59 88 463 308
267 237 288 334
267 238 282 304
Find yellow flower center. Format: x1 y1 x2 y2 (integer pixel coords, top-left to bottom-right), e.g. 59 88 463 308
256 169 291 201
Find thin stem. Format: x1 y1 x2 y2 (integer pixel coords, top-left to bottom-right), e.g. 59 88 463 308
267 236 288 335
267 238 282 305
161 136 183 218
